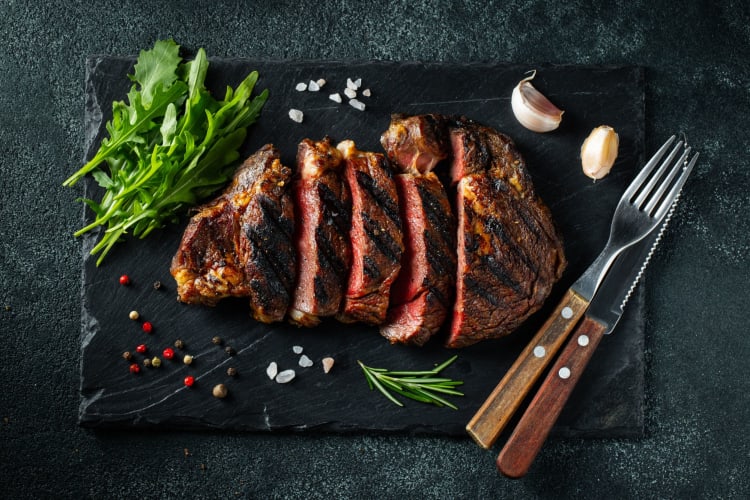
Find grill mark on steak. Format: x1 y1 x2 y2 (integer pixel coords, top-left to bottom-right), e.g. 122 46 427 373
337 140 404 325
380 172 456 345
288 137 351 327
356 169 401 227
171 144 296 323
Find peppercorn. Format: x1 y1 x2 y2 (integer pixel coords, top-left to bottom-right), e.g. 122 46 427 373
122 351 133 361
183 354 194 365
211 336 222 345
119 275 130 286
142 321 153 334
226 367 238 377
129 363 140 374
224 346 236 356
129 310 140 321
151 356 162 368
142 358 151 368
153 280 162 290
184 376 195 387
136 344 147 354
212 384 228 399
162 347 175 360
174 339 185 350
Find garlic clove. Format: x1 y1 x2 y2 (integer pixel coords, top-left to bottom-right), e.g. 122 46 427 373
511 71 564 133
580 125 619 179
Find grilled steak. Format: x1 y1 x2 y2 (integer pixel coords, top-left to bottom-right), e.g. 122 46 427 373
288 137 352 327
379 171 456 345
380 113 451 174
170 144 296 323
336 140 404 325
446 117 566 347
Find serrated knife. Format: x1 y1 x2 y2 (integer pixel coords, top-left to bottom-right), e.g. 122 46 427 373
495 200 678 478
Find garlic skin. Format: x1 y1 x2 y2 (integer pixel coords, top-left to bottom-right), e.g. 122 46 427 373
581 126 619 179
511 71 564 132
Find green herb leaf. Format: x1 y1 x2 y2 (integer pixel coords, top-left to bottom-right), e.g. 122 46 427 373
63 39 269 265
358 356 464 409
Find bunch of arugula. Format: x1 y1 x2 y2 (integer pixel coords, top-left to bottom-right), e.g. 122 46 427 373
63 39 269 265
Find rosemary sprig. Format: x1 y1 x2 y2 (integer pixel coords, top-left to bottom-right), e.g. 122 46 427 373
357 355 464 410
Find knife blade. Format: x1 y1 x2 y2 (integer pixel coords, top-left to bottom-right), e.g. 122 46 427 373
495 199 678 478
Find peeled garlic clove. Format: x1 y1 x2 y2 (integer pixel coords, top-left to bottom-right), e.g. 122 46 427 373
511 71 564 132
581 125 619 179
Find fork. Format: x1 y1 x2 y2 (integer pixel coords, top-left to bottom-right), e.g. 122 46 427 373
466 136 697 450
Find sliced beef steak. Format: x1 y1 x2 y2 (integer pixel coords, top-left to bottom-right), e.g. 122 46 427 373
446 118 566 347
380 172 456 346
447 172 565 347
381 113 451 174
336 140 404 325
238 149 297 323
171 144 296 323
288 137 352 327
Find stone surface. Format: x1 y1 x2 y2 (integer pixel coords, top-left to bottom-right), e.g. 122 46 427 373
1 1 748 498
77 58 646 437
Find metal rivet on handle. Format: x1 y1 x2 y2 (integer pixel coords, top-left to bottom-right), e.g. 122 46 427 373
578 335 590 347
558 367 571 379
561 307 573 319
533 346 546 358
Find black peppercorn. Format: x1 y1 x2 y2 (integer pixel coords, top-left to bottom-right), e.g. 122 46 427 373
174 339 185 350
227 367 238 377
122 351 133 361
143 358 151 368
211 336 222 345
224 346 236 356
153 281 162 290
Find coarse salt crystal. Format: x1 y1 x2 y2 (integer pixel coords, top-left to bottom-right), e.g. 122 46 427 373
299 354 313 368
266 361 278 380
322 357 335 374
344 88 357 99
329 93 342 103
308 80 320 91
362 88 371 97
349 99 366 111
295 82 307 91
292 345 303 354
316 78 327 87
275 369 296 384
346 78 358 90
288 109 304 123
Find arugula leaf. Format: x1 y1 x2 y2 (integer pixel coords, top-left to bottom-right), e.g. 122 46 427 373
64 39 269 265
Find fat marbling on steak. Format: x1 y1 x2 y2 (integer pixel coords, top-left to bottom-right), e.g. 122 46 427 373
170 144 296 323
336 140 404 325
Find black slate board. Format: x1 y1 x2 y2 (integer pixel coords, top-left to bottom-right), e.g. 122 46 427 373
78 57 645 439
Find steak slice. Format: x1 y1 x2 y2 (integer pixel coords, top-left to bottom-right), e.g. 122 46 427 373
445 118 566 347
380 172 456 346
380 113 451 174
238 148 297 323
336 140 404 325
447 173 565 347
170 144 296 323
288 137 352 327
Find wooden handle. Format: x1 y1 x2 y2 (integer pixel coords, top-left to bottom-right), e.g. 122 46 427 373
466 289 589 449
496 316 606 478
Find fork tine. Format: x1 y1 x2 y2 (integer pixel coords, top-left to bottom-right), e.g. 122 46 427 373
633 140 685 208
643 147 691 214
652 152 698 221
621 135 676 201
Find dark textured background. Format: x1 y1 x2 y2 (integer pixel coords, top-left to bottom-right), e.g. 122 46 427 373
1 1 748 498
